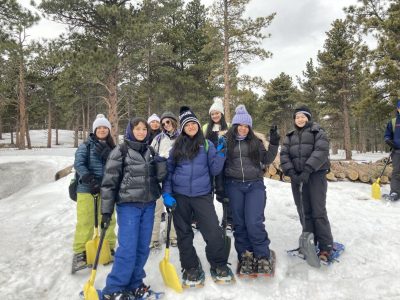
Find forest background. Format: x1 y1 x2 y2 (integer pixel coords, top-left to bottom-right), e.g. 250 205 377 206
1 0 399 160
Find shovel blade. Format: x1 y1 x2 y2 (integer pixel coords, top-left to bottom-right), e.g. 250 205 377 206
83 270 100 300
159 249 182 293
371 181 381 200
299 232 321 268
86 236 112 266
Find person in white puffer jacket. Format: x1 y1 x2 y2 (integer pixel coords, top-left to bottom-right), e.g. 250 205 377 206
150 111 180 249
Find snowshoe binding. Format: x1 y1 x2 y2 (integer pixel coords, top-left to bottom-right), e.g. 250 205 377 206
254 250 276 278
71 251 90 274
210 265 235 284
132 283 165 300
182 262 205 288
236 250 256 278
318 242 345 265
382 192 399 201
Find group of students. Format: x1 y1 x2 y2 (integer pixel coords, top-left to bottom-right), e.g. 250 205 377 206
72 100 334 300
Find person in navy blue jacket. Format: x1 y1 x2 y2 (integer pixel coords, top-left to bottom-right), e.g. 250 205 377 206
383 99 400 201
162 106 234 285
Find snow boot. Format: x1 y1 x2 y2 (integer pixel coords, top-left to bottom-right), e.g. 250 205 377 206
71 251 89 274
210 264 235 284
383 192 399 201
132 283 164 299
254 250 276 277
182 261 205 288
237 250 255 277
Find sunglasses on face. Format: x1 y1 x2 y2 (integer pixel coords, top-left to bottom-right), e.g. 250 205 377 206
162 120 171 127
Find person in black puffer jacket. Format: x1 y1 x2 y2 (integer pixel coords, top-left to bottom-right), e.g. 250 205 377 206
224 104 279 276
280 105 334 262
100 117 162 300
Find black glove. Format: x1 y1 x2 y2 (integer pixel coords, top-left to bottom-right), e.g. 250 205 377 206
298 171 311 184
81 174 101 194
385 139 396 149
101 213 112 229
95 141 112 161
287 169 296 178
269 125 280 145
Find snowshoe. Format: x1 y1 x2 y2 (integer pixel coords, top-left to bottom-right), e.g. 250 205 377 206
382 192 399 201
71 251 90 274
182 263 205 288
318 242 345 265
133 284 165 300
236 250 256 278
210 265 235 284
254 250 276 278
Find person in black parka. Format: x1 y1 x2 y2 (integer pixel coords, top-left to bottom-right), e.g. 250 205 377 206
280 106 334 261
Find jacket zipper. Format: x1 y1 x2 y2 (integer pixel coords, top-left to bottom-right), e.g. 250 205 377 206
239 140 245 182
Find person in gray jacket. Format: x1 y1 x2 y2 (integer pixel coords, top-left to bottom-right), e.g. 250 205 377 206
280 106 334 262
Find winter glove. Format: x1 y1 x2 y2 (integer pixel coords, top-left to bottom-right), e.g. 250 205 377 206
162 193 177 209
95 141 112 161
385 139 396 149
298 171 311 184
216 136 227 157
101 213 112 230
81 174 101 194
286 169 296 178
269 125 280 145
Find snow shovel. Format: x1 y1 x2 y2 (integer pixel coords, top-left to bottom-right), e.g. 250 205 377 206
82 222 108 300
86 194 112 266
222 200 231 258
159 209 182 293
372 153 391 200
298 183 321 268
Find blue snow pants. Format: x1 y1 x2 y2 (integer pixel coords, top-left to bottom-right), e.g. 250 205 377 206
225 179 271 260
102 202 155 295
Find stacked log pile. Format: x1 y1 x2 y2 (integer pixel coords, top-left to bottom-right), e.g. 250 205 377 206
264 155 392 184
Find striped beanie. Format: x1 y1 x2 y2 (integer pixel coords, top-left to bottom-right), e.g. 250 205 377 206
179 106 200 129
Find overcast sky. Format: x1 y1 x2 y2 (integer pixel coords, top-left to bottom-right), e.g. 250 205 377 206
21 0 359 84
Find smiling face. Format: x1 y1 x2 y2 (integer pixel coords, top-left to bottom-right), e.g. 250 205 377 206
132 121 148 141
95 126 109 140
237 124 249 137
149 120 160 131
161 118 174 133
294 113 309 128
183 121 199 137
210 111 222 124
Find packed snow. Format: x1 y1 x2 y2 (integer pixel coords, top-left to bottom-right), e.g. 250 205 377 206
0 130 399 300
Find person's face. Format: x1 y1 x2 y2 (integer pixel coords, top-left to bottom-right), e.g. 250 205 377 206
95 126 109 140
210 111 222 124
161 118 174 133
237 124 249 136
149 120 160 131
132 122 148 141
184 121 199 137
295 113 308 128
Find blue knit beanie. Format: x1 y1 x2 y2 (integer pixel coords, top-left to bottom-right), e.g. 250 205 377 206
232 105 252 127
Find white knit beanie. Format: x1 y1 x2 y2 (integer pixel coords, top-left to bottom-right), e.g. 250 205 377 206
92 114 111 132
147 113 160 124
209 97 224 115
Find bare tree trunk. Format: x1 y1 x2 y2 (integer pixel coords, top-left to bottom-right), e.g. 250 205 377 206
16 119 20 147
342 96 352 160
18 59 27 150
332 140 339 155
82 103 87 141
47 99 52 148
26 114 31 149
0 114 3 140
223 0 231 122
107 70 119 144
55 124 59 146
74 118 79 148
10 127 14 144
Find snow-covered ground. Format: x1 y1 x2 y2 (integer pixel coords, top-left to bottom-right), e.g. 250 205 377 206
0 131 399 300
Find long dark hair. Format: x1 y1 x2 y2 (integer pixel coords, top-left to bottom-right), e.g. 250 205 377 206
226 124 260 164
172 125 205 163
205 113 228 139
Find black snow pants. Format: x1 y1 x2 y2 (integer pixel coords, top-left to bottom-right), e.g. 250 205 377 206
172 193 228 270
291 170 334 252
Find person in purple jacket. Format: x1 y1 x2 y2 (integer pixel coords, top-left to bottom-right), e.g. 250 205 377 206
162 106 235 286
